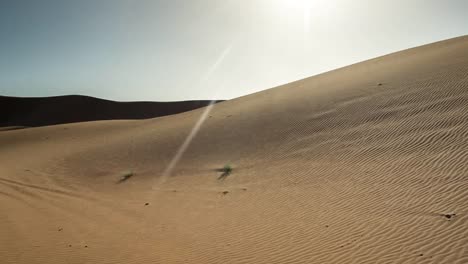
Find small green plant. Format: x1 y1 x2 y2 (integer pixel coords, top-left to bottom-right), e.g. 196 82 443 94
223 164 232 174
117 170 134 183
217 164 232 180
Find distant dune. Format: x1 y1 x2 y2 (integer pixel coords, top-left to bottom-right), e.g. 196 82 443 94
0 95 222 128
0 36 467 264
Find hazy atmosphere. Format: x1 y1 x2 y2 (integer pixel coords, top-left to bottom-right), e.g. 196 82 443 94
1 0 467 101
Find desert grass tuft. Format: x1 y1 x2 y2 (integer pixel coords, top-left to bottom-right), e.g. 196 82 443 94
117 170 134 183
217 164 232 180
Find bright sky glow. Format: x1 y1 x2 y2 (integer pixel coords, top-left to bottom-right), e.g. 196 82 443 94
0 0 467 101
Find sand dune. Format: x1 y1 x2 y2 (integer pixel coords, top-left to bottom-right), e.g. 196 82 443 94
1 36 467 264
0 95 221 128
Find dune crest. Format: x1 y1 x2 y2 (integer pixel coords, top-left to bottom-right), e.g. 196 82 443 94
0 95 222 128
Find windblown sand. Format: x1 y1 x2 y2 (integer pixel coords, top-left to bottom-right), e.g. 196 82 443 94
1 36 467 264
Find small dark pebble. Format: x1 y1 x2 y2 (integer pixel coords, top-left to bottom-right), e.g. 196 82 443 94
325 225 329 228
68 245 72 247
378 83 383 86
144 203 149 206
58 228 63 231
241 188 247 191
419 254 424 256
222 191 229 195
443 213 456 219
85 245 88 248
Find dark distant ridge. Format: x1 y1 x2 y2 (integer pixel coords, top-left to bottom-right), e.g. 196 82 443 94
0 95 223 128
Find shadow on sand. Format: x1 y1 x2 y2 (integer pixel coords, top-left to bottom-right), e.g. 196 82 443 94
215 168 231 180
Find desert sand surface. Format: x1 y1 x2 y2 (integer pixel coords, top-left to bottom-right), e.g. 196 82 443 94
1 36 467 264
0 95 221 128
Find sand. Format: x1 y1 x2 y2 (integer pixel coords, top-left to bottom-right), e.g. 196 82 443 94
1 36 467 264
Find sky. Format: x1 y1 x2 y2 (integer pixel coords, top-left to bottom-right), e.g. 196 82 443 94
0 0 467 101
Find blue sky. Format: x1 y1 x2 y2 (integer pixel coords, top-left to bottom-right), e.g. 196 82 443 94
1 0 467 101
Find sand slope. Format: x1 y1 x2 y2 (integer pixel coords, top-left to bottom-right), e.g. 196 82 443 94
1 36 467 264
0 95 221 128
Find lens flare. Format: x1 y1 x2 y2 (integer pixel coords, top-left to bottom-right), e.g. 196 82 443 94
152 44 232 187
156 101 216 185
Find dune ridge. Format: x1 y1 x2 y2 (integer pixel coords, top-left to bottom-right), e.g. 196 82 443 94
0 95 222 128
0 36 467 263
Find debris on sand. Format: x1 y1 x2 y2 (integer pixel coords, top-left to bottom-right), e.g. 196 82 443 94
117 171 134 183
442 213 456 219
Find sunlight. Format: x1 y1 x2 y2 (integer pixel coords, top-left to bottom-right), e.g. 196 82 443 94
277 0 312 10
271 0 336 33
275 0 333 13
153 44 232 186
156 100 216 185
